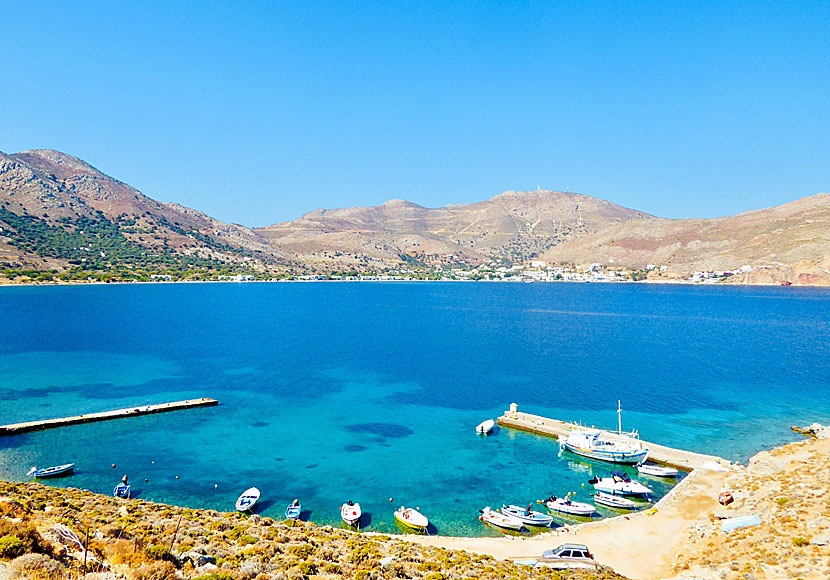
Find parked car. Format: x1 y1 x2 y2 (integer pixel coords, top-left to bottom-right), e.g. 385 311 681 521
534 543 596 569
541 543 593 560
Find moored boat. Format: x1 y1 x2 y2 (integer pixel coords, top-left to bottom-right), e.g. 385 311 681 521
476 419 495 435
235 487 260 512
593 492 638 509
637 462 679 478
340 501 362 526
113 483 131 498
479 506 525 531
285 499 302 520
540 495 596 516
560 429 648 464
28 463 75 478
589 471 652 496
394 506 428 531
500 504 553 526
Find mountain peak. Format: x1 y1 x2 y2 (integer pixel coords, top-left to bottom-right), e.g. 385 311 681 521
12 149 105 180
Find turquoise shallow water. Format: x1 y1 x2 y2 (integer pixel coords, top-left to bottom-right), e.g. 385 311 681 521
0 282 828 536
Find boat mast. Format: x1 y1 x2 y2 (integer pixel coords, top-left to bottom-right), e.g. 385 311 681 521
617 400 622 435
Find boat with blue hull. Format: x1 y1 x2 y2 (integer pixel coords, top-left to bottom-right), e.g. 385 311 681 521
28 463 75 479
560 401 649 465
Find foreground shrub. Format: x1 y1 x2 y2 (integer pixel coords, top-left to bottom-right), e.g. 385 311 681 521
7 553 65 580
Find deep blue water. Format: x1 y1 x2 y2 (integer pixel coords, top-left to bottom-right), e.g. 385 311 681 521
0 282 828 536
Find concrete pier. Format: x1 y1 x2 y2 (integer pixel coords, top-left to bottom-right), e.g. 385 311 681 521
0 398 218 436
497 405 725 470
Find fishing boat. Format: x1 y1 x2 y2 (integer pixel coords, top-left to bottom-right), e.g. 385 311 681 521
340 501 362 526
476 419 495 435
394 506 429 531
285 499 302 520
560 401 648 464
27 464 74 478
479 506 525 531
589 471 652 496
500 504 554 526
235 487 260 512
593 492 638 509
637 462 679 478
113 483 131 498
540 495 596 516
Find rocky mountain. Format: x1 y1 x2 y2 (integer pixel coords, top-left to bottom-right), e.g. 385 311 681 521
0 149 293 277
1 148 827 284
256 190 651 271
540 193 830 285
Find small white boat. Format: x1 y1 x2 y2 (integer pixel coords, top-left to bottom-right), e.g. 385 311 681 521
479 506 525 531
340 501 362 526
541 495 597 516
235 487 260 512
637 462 679 478
28 463 75 478
593 492 639 509
285 499 302 520
476 419 495 435
394 506 428 531
589 472 652 496
500 504 553 526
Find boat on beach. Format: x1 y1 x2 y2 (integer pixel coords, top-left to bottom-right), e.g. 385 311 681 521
500 504 554 526
113 483 131 498
285 499 302 520
637 462 679 477
235 487 260 512
476 419 495 434
560 401 648 464
593 492 639 509
540 495 597 516
589 471 652 496
340 501 362 526
479 506 525 531
394 506 429 531
28 463 75 478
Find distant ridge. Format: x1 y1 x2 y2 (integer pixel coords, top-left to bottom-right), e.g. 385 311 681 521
1 147 828 284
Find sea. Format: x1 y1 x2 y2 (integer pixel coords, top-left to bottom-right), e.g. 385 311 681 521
0 282 828 536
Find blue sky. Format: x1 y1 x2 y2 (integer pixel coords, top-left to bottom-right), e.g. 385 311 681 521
1 1 828 226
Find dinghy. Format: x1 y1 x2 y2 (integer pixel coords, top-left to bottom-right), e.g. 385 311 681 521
285 499 302 520
479 506 525 531
589 471 652 496
540 495 596 516
593 492 638 509
113 483 131 498
340 501 362 526
28 464 74 478
500 504 554 526
235 487 260 512
476 419 495 435
394 506 428 531
637 462 679 478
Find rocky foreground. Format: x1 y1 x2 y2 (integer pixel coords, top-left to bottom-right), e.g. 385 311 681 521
0 482 624 580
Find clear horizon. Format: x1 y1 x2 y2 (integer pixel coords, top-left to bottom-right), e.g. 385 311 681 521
2 1 828 227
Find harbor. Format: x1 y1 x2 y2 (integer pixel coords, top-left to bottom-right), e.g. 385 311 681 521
0 398 218 436
497 404 726 470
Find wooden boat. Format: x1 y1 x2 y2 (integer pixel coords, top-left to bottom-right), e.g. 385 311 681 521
541 495 596 516
235 487 260 512
560 429 648 464
500 504 553 526
285 499 302 520
28 463 74 478
589 471 652 496
475 419 495 435
113 483 131 498
637 463 679 478
340 501 362 526
394 506 428 531
479 506 525 531
593 492 638 509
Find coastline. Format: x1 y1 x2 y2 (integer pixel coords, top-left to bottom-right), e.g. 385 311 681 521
2 432 827 579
